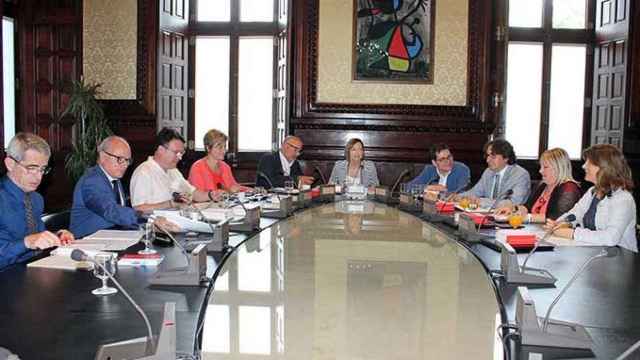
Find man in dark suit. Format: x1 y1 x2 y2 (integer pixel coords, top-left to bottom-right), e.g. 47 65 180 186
70 136 139 238
256 136 314 189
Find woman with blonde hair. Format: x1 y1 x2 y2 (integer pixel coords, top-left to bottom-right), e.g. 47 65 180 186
497 148 581 222
547 144 637 252
329 138 379 187
188 129 250 195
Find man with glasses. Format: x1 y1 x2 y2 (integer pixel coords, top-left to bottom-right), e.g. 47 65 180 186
406 143 470 194
255 136 314 189
0 133 74 271
69 136 141 237
130 127 211 212
461 139 531 207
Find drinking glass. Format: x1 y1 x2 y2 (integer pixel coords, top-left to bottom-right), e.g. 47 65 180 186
284 180 295 192
92 253 118 296
138 221 157 255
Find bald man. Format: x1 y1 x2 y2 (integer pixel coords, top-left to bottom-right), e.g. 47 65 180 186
255 136 314 189
70 136 140 237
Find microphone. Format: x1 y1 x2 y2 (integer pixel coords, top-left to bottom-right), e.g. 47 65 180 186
152 220 192 267
313 165 326 185
521 214 577 269
476 189 513 231
541 246 619 332
390 168 412 195
256 171 275 189
616 337 640 360
70 249 155 354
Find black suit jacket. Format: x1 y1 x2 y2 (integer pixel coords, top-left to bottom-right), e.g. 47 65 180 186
256 152 303 188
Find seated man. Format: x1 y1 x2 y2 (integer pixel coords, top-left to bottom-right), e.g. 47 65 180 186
70 136 140 238
130 127 211 212
255 136 314 189
406 143 470 193
461 139 531 207
0 133 73 271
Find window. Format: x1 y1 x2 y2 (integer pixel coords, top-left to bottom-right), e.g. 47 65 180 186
503 0 591 159
2 16 16 147
193 0 278 154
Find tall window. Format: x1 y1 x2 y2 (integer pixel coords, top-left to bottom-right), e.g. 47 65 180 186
503 0 592 159
193 0 277 153
2 16 16 147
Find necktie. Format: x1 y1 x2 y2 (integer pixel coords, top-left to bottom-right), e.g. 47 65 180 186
112 180 122 205
491 174 500 199
24 193 37 234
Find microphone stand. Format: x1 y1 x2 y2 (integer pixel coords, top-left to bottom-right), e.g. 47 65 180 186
521 214 576 269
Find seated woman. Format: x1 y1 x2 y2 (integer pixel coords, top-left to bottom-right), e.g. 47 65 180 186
188 129 251 195
547 144 637 252
329 138 379 187
496 148 581 222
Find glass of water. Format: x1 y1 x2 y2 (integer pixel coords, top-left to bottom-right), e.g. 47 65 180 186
92 253 118 296
138 221 157 255
284 180 295 192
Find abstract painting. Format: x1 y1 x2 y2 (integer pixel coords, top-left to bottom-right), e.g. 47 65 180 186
353 0 435 83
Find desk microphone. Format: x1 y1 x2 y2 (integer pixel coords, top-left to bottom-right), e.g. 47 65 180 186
521 214 576 269
153 220 192 267
390 168 412 195
476 189 513 232
256 171 275 189
542 246 619 332
313 165 326 185
616 337 640 360
70 249 155 354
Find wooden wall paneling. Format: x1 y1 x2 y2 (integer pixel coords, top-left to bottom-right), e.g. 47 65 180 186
290 1 495 185
0 0 4 153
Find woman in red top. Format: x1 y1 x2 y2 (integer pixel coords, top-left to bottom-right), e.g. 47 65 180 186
497 148 581 222
188 129 251 195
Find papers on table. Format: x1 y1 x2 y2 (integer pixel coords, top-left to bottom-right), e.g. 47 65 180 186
62 230 143 251
153 210 216 233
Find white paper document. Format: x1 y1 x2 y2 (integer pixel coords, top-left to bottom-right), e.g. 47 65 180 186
153 210 216 233
60 230 143 251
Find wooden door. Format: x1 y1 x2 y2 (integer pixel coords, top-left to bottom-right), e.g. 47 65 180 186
591 0 630 147
158 0 189 139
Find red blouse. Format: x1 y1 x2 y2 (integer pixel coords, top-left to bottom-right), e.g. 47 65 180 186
188 158 250 192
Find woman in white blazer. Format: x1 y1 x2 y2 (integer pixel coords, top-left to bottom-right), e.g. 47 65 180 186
329 138 379 187
547 144 637 252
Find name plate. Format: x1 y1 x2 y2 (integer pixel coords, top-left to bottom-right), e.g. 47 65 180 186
320 185 335 195
458 214 477 233
375 187 388 197
399 193 413 205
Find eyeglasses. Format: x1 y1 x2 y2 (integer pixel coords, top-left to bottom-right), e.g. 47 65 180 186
285 142 302 155
210 143 227 151
162 144 185 158
8 156 51 175
436 155 452 163
485 153 497 159
103 150 132 166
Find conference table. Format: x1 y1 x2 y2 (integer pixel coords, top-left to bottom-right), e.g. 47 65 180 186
1 199 639 360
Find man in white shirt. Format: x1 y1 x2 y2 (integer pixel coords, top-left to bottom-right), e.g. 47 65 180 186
130 128 212 212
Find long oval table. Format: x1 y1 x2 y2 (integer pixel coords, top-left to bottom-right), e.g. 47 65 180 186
200 200 505 359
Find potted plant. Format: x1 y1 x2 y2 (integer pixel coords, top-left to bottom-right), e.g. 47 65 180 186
61 79 113 184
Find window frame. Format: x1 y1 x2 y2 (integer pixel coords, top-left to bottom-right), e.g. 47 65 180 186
189 0 280 165
499 0 595 159
1 1 18 152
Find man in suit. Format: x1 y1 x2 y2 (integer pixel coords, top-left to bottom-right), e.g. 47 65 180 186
406 143 470 193
0 133 74 271
70 136 140 238
255 136 314 188
461 139 531 207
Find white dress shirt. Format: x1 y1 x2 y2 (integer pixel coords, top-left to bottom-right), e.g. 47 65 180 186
129 156 195 207
279 151 293 176
436 168 449 187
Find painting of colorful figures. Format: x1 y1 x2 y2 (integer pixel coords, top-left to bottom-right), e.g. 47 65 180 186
353 0 435 83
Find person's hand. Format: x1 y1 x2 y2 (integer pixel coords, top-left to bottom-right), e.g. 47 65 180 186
56 230 75 245
154 216 182 233
172 192 191 204
543 218 558 231
24 231 62 250
426 184 447 192
495 206 513 216
299 176 315 186
553 227 574 240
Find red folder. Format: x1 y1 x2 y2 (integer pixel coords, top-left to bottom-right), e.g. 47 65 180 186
506 234 538 249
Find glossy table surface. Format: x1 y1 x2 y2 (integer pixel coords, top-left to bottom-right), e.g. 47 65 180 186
201 200 504 359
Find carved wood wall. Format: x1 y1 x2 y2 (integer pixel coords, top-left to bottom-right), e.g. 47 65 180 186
290 1 496 185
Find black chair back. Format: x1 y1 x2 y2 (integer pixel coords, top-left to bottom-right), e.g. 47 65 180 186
41 210 71 232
